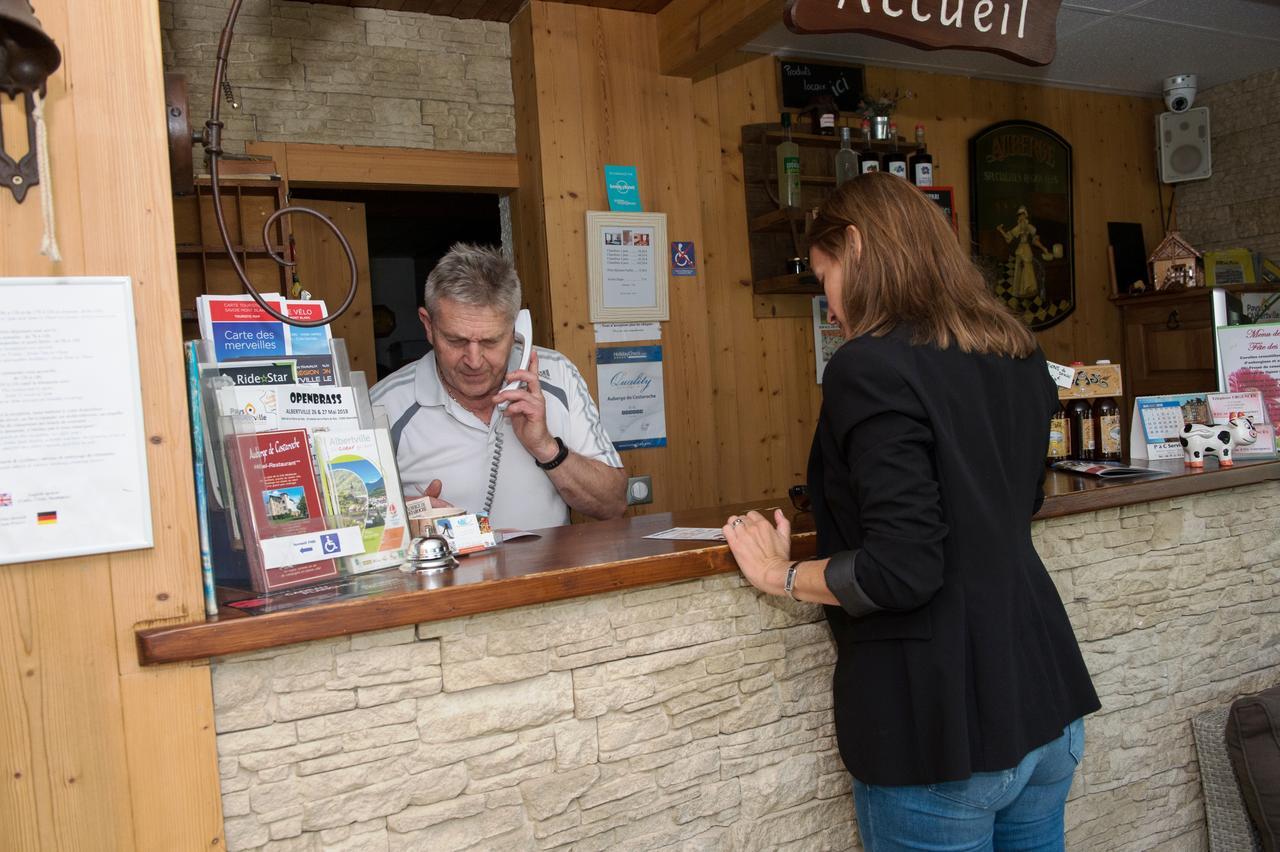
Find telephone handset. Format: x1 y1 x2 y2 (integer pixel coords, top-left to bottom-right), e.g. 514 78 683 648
485 309 533 514
496 309 533 411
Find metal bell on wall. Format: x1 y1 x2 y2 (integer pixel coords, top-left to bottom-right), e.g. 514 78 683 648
0 0 62 203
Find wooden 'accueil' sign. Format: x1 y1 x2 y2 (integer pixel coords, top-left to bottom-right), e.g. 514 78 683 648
785 0 1062 66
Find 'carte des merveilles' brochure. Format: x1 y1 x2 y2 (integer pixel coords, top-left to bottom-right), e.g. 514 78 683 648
197 295 334 362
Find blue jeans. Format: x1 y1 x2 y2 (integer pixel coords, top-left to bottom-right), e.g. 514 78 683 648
852 717 1085 852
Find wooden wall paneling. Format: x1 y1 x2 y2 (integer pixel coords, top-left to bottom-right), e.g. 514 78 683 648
529 0 590 356
651 71 718 512
705 55 817 504
0 560 136 849
290 199 377 376
0 7 132 847
509 5 555 347
0 0 224 848
69 0 223 844
119 667 223 851
690 71 738 505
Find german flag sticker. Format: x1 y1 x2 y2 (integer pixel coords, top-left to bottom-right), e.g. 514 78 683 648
37 511 57 525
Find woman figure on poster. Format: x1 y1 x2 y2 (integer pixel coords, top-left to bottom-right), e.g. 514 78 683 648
997 205 1052 301
723 173 1099 850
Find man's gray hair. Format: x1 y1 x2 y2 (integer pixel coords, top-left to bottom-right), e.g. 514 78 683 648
423 243 522 320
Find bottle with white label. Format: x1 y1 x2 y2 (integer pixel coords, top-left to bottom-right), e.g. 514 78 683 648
776 112 801 208
882 123 908 178
859 119 880 174
910 123 934 186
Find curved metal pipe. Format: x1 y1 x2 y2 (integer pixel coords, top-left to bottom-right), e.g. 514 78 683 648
204 0 358 328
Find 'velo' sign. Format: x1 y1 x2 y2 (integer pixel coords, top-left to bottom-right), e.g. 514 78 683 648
785 0 1062 66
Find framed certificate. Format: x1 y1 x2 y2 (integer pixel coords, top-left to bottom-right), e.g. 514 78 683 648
586 211 669 323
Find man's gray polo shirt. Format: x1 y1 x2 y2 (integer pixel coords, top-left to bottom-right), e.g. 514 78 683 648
369 348 622 530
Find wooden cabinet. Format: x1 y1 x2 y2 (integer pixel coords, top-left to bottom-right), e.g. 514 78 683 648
1114 289 1217 416
172 178 288 338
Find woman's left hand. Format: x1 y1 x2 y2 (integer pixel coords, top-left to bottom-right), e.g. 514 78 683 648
723 509 792 596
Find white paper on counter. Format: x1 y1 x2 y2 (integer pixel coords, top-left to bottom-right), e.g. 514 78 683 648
644 527 726 541
0 277 153 565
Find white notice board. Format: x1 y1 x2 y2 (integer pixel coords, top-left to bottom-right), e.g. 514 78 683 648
0 277 153 564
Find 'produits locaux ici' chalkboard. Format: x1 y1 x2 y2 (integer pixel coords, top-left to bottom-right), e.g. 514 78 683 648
778 59 865 113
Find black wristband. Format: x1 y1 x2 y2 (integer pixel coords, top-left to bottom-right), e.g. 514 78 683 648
535 436 569 470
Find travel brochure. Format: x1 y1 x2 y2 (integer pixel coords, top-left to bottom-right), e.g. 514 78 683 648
187 295 413 605
314 429 410 573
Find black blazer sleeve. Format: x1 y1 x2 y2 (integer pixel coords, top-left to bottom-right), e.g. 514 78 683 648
822 347 949 613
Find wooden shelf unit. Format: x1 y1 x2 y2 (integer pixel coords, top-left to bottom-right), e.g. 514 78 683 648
741 122 917 296
172 178 289 336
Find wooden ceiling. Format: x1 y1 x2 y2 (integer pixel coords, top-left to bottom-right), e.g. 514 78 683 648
304 0 675 23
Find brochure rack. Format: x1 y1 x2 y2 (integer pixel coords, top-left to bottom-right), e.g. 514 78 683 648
187 335 408 599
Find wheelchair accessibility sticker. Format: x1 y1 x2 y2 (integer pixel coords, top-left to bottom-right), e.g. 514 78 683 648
670 242 697 277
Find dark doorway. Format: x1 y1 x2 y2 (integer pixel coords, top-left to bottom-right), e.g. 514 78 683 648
290 188 502 382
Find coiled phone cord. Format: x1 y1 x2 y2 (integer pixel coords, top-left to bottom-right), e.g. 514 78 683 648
482 424 504 516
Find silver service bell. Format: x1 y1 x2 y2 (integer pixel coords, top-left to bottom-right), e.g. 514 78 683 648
403 534 458 574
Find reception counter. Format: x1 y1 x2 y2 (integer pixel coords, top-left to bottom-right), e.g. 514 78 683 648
139 459 1280 851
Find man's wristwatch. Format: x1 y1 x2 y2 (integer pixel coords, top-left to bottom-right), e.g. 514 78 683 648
535 436 569 470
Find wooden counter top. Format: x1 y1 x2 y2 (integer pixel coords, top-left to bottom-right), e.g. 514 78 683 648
135 458 1280 666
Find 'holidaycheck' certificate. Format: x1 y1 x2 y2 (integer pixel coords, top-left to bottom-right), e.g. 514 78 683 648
596 346 667 451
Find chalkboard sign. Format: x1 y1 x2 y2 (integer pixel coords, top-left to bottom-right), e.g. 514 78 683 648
778 59 865 112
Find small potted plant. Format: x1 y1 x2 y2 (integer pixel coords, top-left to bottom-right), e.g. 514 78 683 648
858 89 914 140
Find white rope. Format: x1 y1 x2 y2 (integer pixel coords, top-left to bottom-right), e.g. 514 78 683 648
31 92 61 263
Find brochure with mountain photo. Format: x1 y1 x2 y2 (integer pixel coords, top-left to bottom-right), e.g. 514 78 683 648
314 429 409 574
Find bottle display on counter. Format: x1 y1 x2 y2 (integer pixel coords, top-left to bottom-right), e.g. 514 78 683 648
859 120 880 174
910 123 934 186
1067 397 1097 461
1047 399 1070 460
835 126 860 187
883 123 908 178
776 112 802 208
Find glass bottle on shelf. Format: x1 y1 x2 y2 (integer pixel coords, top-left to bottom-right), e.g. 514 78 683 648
859 119 880 174
776 112 802 208
1091 361 1122 461
910 123 934 186
835 126 860 187
809 94 838 136
882 123 908 178
1047 399 1070 461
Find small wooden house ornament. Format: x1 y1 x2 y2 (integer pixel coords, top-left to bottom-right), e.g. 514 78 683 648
1149 231 1203 291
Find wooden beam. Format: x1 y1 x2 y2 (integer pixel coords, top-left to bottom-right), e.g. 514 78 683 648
657 0 781 78
246 142 520 192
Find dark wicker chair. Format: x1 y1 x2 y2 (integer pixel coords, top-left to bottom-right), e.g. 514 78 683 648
1192 704 1264 852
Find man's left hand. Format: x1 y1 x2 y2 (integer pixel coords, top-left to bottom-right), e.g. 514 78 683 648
493 350 559 463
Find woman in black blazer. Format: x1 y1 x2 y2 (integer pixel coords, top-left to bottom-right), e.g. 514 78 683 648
724 173 1099 850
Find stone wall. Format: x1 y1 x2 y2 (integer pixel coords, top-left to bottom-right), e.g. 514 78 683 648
158 0 515 154
1175 68 1280 259
211 482 1280 851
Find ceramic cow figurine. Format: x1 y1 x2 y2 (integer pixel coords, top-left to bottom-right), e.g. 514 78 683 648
1180 417 1259 467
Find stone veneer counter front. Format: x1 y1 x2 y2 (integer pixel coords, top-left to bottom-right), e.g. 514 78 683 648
149 460 1280 850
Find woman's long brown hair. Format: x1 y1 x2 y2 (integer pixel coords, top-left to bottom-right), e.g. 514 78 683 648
808 172 1037 358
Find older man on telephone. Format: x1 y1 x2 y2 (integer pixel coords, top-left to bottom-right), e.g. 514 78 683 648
370 243 627 529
